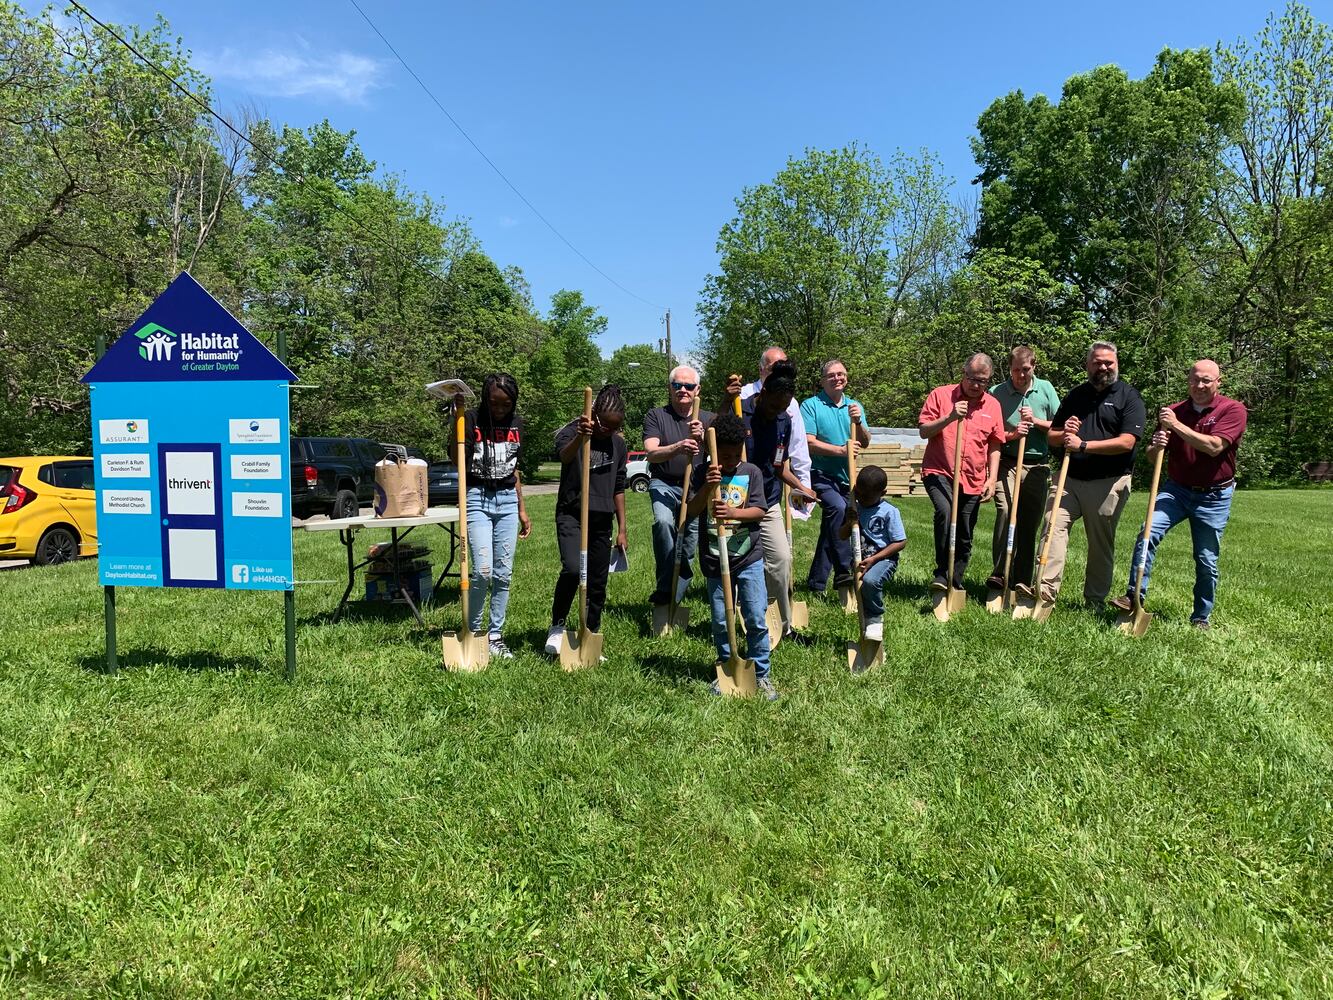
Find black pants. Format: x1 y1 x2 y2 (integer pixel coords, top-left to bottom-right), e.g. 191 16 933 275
552 510 613 633
924 473 981 588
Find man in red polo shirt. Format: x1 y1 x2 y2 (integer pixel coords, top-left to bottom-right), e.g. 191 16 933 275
1109 359 1247 628
917 353 1008 592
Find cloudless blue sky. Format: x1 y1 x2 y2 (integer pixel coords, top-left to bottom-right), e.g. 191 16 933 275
40 1 1331 358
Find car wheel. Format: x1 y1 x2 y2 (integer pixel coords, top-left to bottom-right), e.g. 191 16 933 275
34 526 79 565
333 489 360 519
630 476 649 494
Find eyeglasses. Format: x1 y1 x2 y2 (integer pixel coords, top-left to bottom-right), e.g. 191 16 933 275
963 376 989 385
670 381 698 391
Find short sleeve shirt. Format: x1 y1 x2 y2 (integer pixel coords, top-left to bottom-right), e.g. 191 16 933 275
688 459 768 577
799 391 865 482
740 397 792 507
1166 395 1247 488
553 421 626 515
458 409 523 488
918 385 1006 494
989 378 1061 462
643 404 715 485
857 499 906 571
1052 380 1146 480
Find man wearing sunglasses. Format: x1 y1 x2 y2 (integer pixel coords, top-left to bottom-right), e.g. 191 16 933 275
643 366 714 606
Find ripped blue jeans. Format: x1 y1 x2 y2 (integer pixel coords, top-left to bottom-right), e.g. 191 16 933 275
466 485 519 637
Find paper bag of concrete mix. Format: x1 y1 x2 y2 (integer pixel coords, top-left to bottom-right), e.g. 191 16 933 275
375 454 426 518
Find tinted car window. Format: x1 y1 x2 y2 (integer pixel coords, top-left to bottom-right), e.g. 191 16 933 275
314 440 354 459
53 461 95 490
357 440 386 465
37 464 54 485
0 466 13 488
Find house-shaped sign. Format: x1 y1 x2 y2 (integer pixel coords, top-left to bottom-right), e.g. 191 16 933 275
82 272 296 590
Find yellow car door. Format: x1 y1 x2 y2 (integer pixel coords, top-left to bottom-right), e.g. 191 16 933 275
51 460 98 555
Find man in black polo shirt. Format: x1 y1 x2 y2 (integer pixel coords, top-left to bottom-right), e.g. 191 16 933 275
1018 340 1145 609
643 365 714 606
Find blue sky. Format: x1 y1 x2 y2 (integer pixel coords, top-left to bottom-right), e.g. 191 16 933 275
41 1 1328 356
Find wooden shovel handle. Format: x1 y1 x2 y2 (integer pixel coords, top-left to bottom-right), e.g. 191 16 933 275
1132 446 1167 607
707 427 740 654
455 399 470 601
1037 450 1072 570
946 417 965 581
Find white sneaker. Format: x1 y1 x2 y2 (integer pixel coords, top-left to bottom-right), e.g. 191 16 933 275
864 621 883 642
544 626 564 656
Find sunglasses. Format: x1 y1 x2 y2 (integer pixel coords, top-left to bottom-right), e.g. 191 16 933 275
670 381 698 391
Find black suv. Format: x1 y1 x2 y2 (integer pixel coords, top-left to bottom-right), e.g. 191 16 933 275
290 437 385 519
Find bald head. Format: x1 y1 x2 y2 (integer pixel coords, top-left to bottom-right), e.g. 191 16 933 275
1188 359 1221 407
758 346 788 379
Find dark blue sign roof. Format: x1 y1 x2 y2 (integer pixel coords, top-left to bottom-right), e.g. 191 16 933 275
82 272 296 383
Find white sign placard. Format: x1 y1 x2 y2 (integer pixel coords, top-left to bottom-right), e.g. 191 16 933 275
164 451 217 516
229 454 282 480
167 528 218 581
231 492 283 518
228 418 280 444
102 490 152 514
101 453 150 478
98 418 149 444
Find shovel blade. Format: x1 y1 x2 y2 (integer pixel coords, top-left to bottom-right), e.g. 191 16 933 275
931 589 951 622
837 584 856 615
765 601 783 648
716 655 758 697
1031 599 1056 623
848 638 883 674
442 629 490 672
652 603 689 638
789 599 809 629
983 587 1005 614
948 587 967 613
560 628 603 671
1117 608 1153 637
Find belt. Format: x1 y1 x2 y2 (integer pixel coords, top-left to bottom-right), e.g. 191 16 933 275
1175 478 1234 493
650 474 684 487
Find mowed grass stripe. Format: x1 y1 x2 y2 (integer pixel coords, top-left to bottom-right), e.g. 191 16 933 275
1 489 1331 997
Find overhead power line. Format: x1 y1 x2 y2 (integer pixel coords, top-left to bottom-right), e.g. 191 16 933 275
346 0 666 312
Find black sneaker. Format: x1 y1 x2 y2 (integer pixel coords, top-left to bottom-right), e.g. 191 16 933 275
1191 618 1211 630
488 636 514 660
648 590 668 606
1108 595 1133 614
929 576 948 593
832 572 855 589
985 575 1005 591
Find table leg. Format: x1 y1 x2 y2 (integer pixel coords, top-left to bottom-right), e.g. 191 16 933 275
334 528 355 622
391 526 427 628
434 521 460 592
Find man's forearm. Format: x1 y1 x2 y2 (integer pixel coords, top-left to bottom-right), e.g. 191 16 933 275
919 415 953 439
1170 423 1225 456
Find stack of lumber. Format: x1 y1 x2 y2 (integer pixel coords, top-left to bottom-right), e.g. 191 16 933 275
857 442 927 496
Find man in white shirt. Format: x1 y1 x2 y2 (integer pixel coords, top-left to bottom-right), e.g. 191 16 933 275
726 346 812 512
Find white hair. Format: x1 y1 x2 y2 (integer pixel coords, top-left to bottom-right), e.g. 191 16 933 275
668 364 698 383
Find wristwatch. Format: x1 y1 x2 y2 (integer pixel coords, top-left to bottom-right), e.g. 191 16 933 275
1078 440 1088 453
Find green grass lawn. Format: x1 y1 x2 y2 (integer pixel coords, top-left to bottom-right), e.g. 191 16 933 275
2 489 1332 998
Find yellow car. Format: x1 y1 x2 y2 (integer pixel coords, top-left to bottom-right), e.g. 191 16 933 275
0 456 98 565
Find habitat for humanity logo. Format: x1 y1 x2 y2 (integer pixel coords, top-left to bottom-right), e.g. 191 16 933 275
135 322 177 361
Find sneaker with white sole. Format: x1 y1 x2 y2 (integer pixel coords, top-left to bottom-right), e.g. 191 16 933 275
756 677 779 702
488 636 513 660
864 620 883 642
544 626 564 656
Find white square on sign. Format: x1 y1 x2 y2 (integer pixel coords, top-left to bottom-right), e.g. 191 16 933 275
167 528 218 581
164 451 217 516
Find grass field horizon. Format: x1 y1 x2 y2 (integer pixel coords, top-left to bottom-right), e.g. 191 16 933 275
3 488 1331 997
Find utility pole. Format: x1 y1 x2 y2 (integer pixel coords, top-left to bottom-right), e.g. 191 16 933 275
664 309 672 367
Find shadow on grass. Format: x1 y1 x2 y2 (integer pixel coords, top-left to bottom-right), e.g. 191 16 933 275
78 647 272 675
635 651 715 686
298 601 433 628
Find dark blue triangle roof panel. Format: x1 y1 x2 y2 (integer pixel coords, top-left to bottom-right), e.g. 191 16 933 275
82 272 296 383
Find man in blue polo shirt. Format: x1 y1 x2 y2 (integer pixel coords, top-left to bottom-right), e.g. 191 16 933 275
799 358 871 594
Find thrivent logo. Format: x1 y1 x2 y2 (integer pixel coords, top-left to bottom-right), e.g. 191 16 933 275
135 322 178 361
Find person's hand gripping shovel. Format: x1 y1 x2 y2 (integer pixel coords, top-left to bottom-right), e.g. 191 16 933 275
441 387 489 671
932 419 968 622
653 396 700 637
845 444 883 673
560 387 605 669
707 427 758 698
1117 442 1166 637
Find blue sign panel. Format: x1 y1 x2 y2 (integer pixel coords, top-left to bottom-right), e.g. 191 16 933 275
83 273 295 591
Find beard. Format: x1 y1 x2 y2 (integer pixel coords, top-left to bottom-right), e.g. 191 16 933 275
1090 369 1118 390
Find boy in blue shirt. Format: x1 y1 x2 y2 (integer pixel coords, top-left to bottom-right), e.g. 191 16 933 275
839 465 907 641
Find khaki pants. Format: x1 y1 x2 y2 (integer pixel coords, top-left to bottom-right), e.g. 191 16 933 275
990 459 1050 588
1038 474 1131 604
759 501 791 632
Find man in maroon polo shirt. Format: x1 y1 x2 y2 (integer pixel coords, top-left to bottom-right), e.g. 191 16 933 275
1109 359 1247 627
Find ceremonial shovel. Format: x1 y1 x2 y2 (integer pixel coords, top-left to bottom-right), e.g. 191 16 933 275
441 390 489 671
985 448 1025 614
709 428 758 698
1117 446 1166 637
845 445 883 673
560 387 604 669
653 396 700 637
1013 450 1071 622
932 419 968 622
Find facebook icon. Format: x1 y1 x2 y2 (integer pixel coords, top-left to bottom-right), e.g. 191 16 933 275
232 564 249 584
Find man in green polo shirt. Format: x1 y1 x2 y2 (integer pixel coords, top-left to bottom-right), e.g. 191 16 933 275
987 345 1061 593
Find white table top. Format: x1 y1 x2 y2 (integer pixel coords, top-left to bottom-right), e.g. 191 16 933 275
300 506 460 532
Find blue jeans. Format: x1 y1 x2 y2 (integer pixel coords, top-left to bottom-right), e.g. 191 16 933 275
1125 479 1234 622
465 485 519 636
706 560 771 679
648 478 696 600
807 469 853 591
860 558 898 620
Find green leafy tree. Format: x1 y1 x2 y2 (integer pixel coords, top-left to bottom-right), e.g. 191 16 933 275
605 343 670 450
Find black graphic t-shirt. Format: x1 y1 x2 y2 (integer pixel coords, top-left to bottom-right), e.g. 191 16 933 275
553 420 627 516
458 409 524 488
688 459 768 577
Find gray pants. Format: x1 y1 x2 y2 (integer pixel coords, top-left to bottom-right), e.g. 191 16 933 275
758 501 792 633
1038 474 1132 604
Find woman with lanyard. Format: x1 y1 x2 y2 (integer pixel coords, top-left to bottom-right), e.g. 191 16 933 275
453 373 532 659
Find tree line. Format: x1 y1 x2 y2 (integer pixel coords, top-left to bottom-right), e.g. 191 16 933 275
3 3 1329 481
698 3 1333 482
